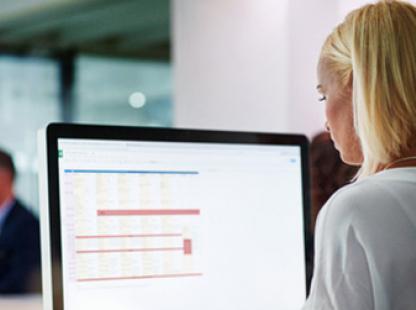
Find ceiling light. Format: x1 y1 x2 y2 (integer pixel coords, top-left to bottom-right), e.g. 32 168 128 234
129 92 146 109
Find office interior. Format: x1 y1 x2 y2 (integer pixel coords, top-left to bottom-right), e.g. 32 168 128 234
0 0 381 308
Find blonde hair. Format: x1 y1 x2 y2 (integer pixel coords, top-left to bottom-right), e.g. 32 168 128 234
320 0 416 179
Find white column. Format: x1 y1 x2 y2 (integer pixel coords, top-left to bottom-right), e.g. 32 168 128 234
286 0 339 137
172 0 290 133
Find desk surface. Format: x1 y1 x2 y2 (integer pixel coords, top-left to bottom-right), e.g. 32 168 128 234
0 294 42 310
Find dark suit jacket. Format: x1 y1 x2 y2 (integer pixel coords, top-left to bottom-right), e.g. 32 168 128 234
0 200 41 294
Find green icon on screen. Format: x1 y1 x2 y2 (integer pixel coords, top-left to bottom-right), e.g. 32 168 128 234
58 150 63 158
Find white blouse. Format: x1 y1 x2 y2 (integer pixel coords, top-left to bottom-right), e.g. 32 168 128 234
303 167 416 310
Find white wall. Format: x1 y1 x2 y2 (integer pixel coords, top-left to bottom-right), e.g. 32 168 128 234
173 0 290 133
172 0 361 137
287 0 338 137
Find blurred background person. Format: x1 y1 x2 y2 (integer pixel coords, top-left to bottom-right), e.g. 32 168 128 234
305 131 358 289
309 131 358 229
0 149 40 294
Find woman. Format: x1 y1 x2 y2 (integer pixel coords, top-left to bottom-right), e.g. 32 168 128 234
304 1 416 309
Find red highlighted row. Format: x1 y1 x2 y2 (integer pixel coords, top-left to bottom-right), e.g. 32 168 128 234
76 233 182 239
77 247 183 254
77 273 203 282
76 239 194 255
97 209 200 216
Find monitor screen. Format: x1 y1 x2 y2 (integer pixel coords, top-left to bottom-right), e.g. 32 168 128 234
54 137 306 310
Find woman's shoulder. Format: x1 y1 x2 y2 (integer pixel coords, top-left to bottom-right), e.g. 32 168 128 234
318 168 416 234
316 180 376 232
321 176 382 217
332 167 416 203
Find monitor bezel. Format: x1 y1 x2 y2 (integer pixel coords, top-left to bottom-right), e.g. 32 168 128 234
45 123 311 310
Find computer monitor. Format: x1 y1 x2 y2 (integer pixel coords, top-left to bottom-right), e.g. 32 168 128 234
38 123 311 310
